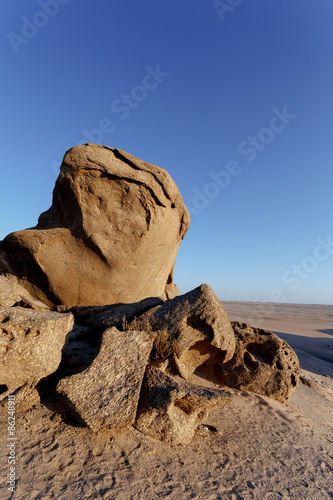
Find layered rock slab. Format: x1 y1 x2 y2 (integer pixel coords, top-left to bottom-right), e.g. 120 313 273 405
1 143 190 307
135 364 233 444
0 275 49 311
130 284 236 379
220 322 300 403
57 327 155 432
0 307 74 401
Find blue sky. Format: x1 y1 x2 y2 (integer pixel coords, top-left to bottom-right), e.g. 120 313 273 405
1 0 332 304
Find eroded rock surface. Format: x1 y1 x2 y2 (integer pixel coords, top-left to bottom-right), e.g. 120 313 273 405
1 144 190 307
220 322 300 403
57 327 155 432
0 275 49 310
135 364 233 444
0 307 74 401
130 284 236 379
85 296 165 332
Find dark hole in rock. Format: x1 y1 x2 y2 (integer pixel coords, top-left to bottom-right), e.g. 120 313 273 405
247 341 277 365
13 300 33 309
1 316 10 324
174 396 194 415
276 360 283 370
291 374 297 387
194 362 225 386
189 340 223 362
244 352 258 372
186 315 214 342
186 340 225 384
0 384 8 395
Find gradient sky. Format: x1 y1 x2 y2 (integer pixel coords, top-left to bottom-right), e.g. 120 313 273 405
1 1 332 304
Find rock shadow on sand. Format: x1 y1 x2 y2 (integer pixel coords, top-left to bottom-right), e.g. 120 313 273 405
272 330 333 378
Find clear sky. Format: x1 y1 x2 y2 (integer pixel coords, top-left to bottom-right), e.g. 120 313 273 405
1 1 332 305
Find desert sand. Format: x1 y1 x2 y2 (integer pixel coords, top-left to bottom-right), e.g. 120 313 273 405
1 301 332 499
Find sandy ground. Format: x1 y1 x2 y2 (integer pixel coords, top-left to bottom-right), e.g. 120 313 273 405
1 302 333 499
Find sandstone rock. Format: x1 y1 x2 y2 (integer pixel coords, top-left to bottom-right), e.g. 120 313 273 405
1 144 190 307
75 296 165 332
135 364 233 444
220 322 300 403
57 327 155 432
0 275 49 310
130 284 236 380
0 307 74 401
55 298 165 376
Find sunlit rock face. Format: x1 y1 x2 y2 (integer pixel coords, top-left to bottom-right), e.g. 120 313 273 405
1 143 190 307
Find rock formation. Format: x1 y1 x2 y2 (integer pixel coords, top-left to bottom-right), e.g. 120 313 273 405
0 307 74 401
135 364 233 444
1 143 190 308
0 143 301 445
127 284 236 380
88 296 165 332
57 327 155 432
220 322 300 403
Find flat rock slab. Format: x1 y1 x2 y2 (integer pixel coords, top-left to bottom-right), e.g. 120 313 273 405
0 307 74 401
220 322 300 403
57 327 155 432
135 364 233 444
132 284 236 380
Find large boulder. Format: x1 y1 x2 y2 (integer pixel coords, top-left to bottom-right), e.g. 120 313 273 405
220 322 300 403
128 284 236 380
57 327 155 432
0 307 74 401
1 144 190 307
135 364 233 444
